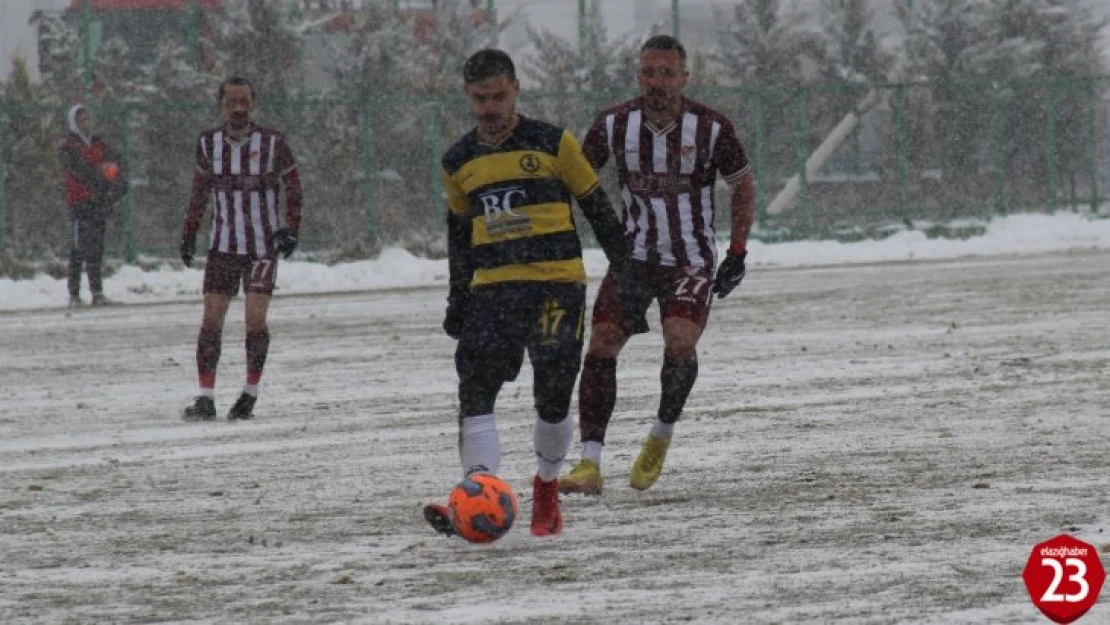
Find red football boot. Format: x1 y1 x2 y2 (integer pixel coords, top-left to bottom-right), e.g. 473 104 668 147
530 475 563 536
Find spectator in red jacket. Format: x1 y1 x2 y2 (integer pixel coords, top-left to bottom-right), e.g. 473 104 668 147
61 103 127 307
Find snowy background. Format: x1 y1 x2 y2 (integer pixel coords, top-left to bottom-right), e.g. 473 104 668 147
5 0 1110 82
3 2 1110 622
4 210 1109 311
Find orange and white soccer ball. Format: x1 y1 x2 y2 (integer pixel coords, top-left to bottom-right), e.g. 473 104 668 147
448 474 518 543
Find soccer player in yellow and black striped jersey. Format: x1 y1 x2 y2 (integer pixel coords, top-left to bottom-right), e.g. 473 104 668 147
423 49 631 539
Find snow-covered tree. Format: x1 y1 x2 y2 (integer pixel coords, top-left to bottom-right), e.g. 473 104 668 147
898 0 1107 207
714 0 824 191
32 10 84 107
306 3 422 251
2 57 67 258
897 0 996 181
129 41 222 253
816 0 892 84
211 0 307 131
981 0 1107 205
521 0 639 130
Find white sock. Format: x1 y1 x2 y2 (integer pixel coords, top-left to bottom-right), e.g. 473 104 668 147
534 416 574 482
243 384 259 397
582 440 603 466
651 419 675 440
460 413 499 477
198 387 215 399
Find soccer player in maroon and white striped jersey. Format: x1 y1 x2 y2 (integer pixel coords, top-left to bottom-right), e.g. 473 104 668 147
180 76 304 421
561 35 757 494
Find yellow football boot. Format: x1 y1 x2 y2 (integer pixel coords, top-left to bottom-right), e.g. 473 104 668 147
629 434 671 491
558 458 604 495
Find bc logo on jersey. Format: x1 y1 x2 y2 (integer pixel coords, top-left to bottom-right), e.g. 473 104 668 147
479 186 531 236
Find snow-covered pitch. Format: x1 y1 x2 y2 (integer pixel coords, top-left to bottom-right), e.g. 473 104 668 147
1 250 1108 623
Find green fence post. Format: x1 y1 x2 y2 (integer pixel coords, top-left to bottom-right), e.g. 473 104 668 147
672 0 680 40
751 92 768 227
362 104 378 247
487 0 497 46
990 88 1006 216
0 104 6 254
187 0 201 69
578 0 586 50
80 0 93 87
120 107 136 263
429 101 444 222
1088 77 1099 213
1046 82 1059 212
792 87 811 233
895 84 909 226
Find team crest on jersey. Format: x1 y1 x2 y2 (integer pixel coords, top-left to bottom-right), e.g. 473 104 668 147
680 145 697 169
519 153 541 174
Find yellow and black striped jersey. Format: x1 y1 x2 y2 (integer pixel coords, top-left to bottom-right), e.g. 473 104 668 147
442 116 601 287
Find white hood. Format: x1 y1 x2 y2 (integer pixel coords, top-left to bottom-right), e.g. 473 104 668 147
67 104 92 146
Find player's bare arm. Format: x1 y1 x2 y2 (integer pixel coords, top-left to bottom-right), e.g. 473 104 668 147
730 172 756 254
713 172 755 299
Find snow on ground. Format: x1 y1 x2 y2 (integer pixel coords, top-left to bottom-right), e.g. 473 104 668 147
1 211 1110 623
3 211 1110 312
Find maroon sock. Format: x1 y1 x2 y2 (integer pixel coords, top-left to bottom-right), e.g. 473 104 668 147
658 355 698 425
578 355 617 443
197 327 222 387
246 329 270 384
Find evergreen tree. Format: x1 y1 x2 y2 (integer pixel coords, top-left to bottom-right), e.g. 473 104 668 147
521 0 639 130
714 0 820 191
982 0 1107 207
2 57 67 258
808 0 893 180
897 0 995 192
213 0 306 130
817 0 892 84
32 10 84 107
898 0 1107 210
131 40 222 256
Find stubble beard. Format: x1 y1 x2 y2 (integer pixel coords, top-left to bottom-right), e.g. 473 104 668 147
478 113 514 143
226 115 250 138
644 92 680 123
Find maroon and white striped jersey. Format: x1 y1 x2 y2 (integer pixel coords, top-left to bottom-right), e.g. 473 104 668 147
183 124 302 258
582 97 750 269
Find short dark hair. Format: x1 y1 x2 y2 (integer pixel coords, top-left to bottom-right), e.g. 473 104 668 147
641 35 686 63
217 76 256 103
462 49 516 84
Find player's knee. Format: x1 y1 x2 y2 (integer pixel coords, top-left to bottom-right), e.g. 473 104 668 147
245 318 268 333
459 374 502 418
534 377 575 424
587 323 626 358
665 344 698 360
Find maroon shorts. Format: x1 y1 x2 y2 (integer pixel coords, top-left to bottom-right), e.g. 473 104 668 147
592 260 713 335
202 251 278 296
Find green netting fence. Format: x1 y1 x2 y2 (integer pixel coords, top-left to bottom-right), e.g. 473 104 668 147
1 75 1108 263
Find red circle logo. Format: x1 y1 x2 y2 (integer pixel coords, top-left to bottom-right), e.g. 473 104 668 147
1023 534 1105 623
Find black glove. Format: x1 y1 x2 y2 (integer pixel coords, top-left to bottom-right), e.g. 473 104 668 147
270 228 299 259
712 251 747 299
180 235 196 268
443 290 468 339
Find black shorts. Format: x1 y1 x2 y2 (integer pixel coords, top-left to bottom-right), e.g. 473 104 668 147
202 251 278 296
455 282 586 384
